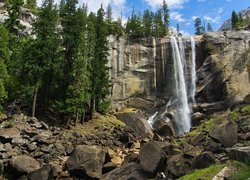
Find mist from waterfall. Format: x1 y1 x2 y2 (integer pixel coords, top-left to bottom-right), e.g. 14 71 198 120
171 37 191 134
147 36 197 135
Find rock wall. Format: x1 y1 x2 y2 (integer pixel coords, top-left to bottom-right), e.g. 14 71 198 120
108 31 250 110
196 31 250 106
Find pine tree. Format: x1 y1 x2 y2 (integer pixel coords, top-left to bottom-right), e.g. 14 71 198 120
65 5 89 124
106 3 112 22
207 23 213 32
142 9 152 37
194 17 204 35
162 0 169 35
154 9 165 37
4 0 24 34
89 6 111 118
231 10 238 29
22 0 59 117
0 25 9 111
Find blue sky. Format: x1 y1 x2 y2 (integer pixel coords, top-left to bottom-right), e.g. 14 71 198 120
37 0 250 35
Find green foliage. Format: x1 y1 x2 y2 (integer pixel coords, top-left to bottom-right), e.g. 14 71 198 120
228 108 240 121
178 164 225 180
231 10 239 29
231 161 250 180
4 0 24 34
194 17 205 35
126 0 169 38
0 25 9 107
240 105 250 115
4 119 15 128
98 100 111 114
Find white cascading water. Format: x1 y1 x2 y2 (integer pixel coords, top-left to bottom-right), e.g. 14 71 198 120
171 37 191 133
148 36 196 134
190 37 196 103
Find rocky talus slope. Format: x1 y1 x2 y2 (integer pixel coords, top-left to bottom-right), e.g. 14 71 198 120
0 104 249 179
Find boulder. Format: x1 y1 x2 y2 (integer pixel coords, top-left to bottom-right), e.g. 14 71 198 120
166 154 192 177
9 155 40 176
139 141 166 174
28 164 53 180
153 117 175 137
0 127 20 143
65 145 105 179
115 111 153 138
204 137 223 153
209 121 238 147
183 143 202 158
190 132 206 146
192 151 216 169
101 162 147 180
225 146 250 162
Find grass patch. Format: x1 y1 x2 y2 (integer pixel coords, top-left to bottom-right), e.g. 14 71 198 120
179 161 250 180
228 108 240 121
4 119 15 128
230 161 250 180
116 108 138 114
65 114 125 139
178 164 225 180
187 115 224 137
240 105 250 115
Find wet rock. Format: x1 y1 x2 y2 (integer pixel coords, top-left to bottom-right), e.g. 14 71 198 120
139 141 166 175
101 162 147 180
209 121 238 147
65 145 105 179
226 146 250 162
9 155 40 176
192 151 216 169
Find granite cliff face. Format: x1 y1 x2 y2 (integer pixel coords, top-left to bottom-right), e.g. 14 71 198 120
108 31 250 111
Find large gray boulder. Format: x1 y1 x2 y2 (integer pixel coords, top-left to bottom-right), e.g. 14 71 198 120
65 145 105 179
115 111 153 138
209 121 238 147
226 146 250 162
101 162 147 180
9 155 40 176
139 141 166 175
166 154 192 177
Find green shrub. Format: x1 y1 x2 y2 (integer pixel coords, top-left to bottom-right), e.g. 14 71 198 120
5 119 14 128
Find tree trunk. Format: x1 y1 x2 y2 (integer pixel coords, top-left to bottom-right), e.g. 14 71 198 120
74 111 79 126
90 98 94 120
80 109 85 124
32 81 39 117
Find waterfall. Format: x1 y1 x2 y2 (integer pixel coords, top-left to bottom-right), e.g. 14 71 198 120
147 36 196 135
171 37 191 134
190 37 196 103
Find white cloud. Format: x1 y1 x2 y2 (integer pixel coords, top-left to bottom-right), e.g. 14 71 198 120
170 11 185 22
203 15 221 24
191 16 199 20
197 0 205 2
145 0 189 10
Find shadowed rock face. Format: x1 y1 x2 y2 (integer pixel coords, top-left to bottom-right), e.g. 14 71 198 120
108 31 250 110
